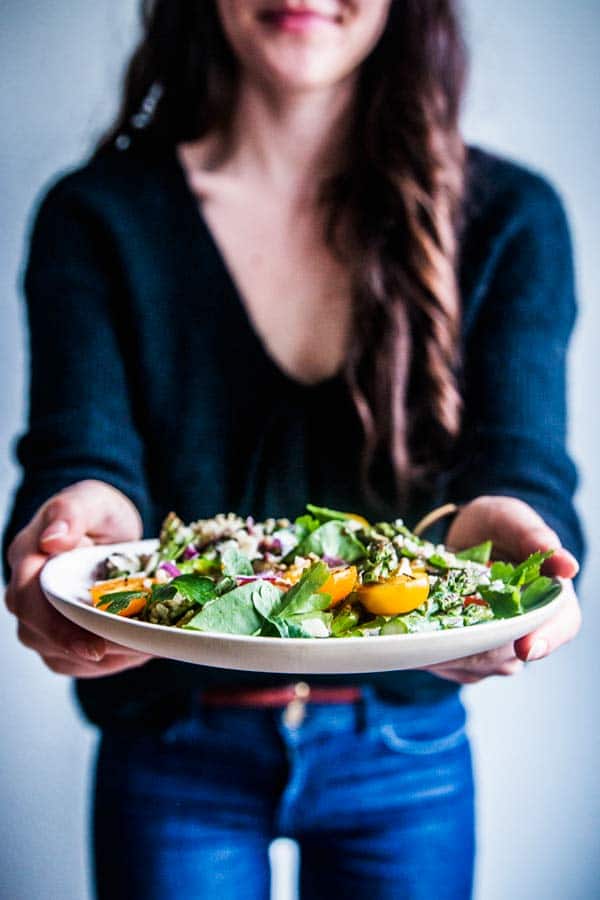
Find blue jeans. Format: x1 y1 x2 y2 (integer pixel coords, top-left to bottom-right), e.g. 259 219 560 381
93 688 474 899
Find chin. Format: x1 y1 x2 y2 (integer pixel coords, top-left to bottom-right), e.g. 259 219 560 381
257 44 355 92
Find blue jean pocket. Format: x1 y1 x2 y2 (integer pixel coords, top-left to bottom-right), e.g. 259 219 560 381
369 693 468 756
377 720 467 755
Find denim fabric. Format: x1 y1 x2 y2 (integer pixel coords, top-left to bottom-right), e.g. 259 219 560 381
94 690 474 900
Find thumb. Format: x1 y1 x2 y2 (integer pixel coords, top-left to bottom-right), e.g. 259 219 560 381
501 513 579 580
38 481 142 553
483 498 579 578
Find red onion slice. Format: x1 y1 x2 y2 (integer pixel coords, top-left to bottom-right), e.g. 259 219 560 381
159 561 181 578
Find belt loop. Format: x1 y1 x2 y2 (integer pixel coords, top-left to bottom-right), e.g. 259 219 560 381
356 685 379 733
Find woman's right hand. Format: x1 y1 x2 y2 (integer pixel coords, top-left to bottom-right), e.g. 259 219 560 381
4 479 153 677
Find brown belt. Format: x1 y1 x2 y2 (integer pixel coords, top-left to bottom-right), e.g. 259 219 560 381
200 682 362 708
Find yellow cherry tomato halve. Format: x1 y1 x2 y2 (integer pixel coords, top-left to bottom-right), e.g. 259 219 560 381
90 576 155 617
357 573 430 616
320 566 358 607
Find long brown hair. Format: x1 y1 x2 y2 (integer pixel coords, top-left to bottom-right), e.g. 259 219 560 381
99 1 467 502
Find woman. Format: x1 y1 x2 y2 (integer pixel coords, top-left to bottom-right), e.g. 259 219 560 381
3 1 583 898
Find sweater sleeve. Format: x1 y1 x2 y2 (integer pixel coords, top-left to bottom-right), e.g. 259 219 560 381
2 175 152 580
449 173 584 561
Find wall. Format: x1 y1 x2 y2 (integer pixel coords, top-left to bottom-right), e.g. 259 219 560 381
0 2 598 898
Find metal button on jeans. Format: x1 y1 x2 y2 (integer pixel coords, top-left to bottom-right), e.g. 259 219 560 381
283 682 310 728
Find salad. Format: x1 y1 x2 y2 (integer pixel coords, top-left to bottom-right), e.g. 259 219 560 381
88 505 560 639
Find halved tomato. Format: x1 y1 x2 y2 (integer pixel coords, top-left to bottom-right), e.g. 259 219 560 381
320 566 358 607
357 572 429 616
90 576 154 611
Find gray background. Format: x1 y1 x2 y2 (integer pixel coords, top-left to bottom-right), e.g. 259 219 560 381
1 2 598 898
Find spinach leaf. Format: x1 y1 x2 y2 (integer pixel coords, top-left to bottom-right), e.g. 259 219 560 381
490 551 553 588
221 545 253 577
509 551 553 586
184 582 280 635
306 504 357 524
294 521 366 563
479 583 522 618
294 514 321 544
272 611 333 638
251 582 286 620
255 564 332 637
457 541 493 564
279 590 332 618
489 560 515 582
150 583 177 603
271 562 330 618
520 576 562 610
170 574 217 606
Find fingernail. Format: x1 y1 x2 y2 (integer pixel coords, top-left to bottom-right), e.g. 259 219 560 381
71 640 104 662
564 551 580 574
526 639 549 662
40 520 69 542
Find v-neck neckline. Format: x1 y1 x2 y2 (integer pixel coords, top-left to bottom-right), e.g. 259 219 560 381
168 146 345 394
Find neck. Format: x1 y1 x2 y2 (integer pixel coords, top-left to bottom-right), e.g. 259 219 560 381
222 76 356 198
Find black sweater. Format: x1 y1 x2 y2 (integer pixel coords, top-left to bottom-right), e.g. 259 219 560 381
3 145 583 729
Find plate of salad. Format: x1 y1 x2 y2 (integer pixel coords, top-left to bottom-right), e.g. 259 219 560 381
40 505 565 674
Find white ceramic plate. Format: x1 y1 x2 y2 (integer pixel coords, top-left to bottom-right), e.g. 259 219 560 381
40 539 565 675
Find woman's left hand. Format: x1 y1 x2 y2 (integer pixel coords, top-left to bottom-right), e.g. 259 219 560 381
423 495 582 684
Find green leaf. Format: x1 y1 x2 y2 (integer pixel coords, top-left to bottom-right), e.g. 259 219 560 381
489 560 515 582
479 583 522 618
169 574 217 606
294 514 321 544
490 551 553 588
258 619 281 637
150 583 177 603
427 552 452 570
273 611 333 638
253 564 333 637
509 551 553 587
184 582 277 635
97 590 147 615
294 521 366 563
221 545 253 577
305 504 363 524
251 582 286 620
457 541 493 564
271 562 330 618
520 576 562 610
280 590 332 618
